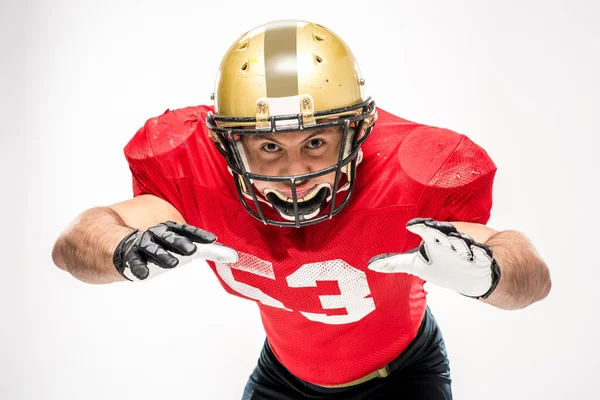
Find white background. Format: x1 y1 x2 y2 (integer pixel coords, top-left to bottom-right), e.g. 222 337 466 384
1 0 599 399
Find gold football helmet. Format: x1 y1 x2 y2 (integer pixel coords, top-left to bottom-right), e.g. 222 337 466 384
206 20 377 227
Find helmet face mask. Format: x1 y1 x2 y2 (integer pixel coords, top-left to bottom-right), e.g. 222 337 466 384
206 20 377 227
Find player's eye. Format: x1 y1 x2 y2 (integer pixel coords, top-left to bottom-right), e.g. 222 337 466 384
306 139 324 149
261 142 281 153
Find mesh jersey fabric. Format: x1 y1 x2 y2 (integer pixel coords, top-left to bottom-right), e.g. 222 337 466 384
124 105 496 386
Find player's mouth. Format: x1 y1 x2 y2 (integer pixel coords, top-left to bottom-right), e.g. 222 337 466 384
263 183 332 222
275 186 314 198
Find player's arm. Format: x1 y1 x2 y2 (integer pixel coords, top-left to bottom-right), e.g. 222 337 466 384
369 219 551 311
51 194 185 284
451 222 551 310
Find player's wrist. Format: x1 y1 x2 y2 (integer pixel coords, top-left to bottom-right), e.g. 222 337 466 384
113 229 141 281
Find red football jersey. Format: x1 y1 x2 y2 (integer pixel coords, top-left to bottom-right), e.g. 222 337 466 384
124 105 496 386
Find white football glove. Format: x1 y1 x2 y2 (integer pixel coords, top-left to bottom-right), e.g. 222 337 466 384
368 218 501 299
113 221 239 281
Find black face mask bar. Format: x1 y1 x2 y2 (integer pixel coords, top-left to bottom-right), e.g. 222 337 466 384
206 98 377 227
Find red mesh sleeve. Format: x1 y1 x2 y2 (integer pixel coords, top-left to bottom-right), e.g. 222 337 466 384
122 109 195 214
419 135 497 224
122 105 233 226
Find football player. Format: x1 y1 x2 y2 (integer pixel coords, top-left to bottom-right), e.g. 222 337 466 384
52 20 551 399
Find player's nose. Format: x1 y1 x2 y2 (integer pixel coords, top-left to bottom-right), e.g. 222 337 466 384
277 154 312 177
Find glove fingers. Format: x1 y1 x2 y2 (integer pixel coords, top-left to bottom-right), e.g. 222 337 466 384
470 243 494 264
367 249 421 274
148 225 197 256
123 252 150 280
163 221 217 244
448 231 476 245
407 222 451 247
194 242 239 264
407 218 458 235
447 235 472 257
471 241 493 258
137 231 179 269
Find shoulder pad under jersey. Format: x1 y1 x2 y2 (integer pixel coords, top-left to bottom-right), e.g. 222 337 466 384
397 125 495 187
123 105 224 202
125 105 210 163
399 126 497 223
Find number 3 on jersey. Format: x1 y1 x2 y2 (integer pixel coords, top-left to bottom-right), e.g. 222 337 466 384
215 252 376 325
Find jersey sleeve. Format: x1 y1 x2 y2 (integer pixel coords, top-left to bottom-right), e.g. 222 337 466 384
123 106 207 214
418 134 497 224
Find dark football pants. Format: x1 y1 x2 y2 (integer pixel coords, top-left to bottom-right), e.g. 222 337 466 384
241 306 452 400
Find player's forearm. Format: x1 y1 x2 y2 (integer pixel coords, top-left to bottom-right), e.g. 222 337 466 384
52 207 133 284
481 230 551 310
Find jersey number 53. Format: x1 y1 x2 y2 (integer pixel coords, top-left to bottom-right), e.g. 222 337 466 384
215 252 376 325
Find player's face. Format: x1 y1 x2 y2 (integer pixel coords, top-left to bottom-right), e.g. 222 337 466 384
240 126 344 197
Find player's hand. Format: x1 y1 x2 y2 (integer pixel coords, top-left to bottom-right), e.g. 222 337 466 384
367 218 501 299
113 221 239 281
